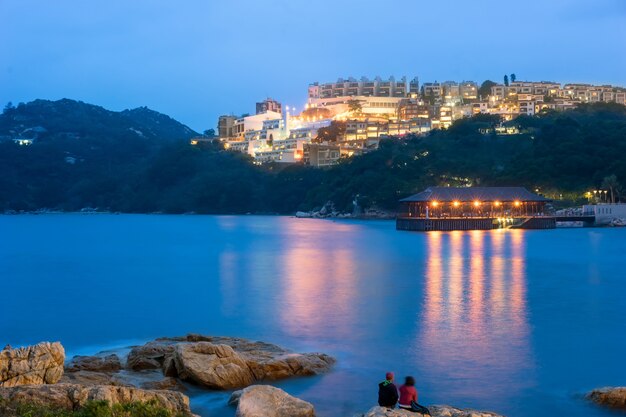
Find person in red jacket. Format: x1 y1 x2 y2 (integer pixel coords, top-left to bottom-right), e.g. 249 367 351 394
398 375 418 410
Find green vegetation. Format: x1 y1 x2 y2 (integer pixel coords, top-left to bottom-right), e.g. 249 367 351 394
0 399 186 417
1 99 625 214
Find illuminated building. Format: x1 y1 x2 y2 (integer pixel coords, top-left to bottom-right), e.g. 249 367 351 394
397 187 554 231
256 98 282 114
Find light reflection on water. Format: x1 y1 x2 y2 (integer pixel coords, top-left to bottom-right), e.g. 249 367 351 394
1 215 625 417
418 230 533 401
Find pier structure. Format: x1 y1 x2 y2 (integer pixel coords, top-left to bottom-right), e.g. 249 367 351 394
396 186 555 231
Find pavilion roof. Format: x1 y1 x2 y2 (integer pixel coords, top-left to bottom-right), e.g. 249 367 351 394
399 187 551 203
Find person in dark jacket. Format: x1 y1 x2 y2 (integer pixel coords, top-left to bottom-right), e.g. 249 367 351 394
378 371 399 408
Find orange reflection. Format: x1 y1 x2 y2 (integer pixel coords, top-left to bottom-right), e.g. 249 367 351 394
419 230 532 400
279 220 357 338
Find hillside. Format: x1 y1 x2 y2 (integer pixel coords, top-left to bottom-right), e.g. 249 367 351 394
0 99 197 143
0 101 624 214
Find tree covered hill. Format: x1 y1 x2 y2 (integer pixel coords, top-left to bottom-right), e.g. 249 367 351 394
0 99 197 143
0 100 624 214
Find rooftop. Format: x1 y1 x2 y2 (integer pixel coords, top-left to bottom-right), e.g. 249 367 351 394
400 187 551 203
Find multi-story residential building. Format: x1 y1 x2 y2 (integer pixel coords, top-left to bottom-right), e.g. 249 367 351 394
256 98 282 114
230 111 283 141
310 76 417 99
442 81 460 104
459 81 479 100
398 99 431 121
218 115 237 139
422 82 442 102
303 143 341 167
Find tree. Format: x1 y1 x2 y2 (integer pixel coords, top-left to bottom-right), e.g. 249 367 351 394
504 75 509 86
347 99 362 114
203 129 216 138
478 80 497 99
510 73 517 83
3 102 14 114
601 174 620 203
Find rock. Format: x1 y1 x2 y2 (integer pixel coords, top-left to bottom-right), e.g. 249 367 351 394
0 383 193 415
129 335 335 390
587 387 626 409
173 342 255 390
228 389 243 405
0 342 65 387
141 377 187 392
59 370 131 387
360 405 505 417
233 385 315 417
127 342 175 371
244 352 336 381
66 354 122 373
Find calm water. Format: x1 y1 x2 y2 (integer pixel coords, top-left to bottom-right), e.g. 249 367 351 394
1 215 626 417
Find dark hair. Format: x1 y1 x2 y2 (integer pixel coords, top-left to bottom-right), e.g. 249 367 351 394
404 376 415 386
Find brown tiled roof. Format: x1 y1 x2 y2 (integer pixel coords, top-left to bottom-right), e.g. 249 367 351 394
400 187 551 202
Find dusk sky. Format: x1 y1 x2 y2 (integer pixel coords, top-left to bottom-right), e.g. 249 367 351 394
2 0 626 132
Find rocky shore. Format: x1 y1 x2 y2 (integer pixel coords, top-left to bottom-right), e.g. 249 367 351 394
0 336 335 416
3 339 623 416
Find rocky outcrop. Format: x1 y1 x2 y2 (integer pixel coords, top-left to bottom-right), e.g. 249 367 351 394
141 377 187 392
127 343 175 371
59 370 131 387
66 354 122 373
587 387 626 409
229 385 315 417
0 342 65 387
172 342 255 390
0 383 193 415
360 405 505 417
127 335 335 390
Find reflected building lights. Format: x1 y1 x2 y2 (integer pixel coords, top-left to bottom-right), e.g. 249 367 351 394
419 230 533 401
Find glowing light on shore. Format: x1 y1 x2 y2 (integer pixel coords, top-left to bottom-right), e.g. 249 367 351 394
473 200 481 207
453 201 460 207
514 200 521 207
431 201 439 207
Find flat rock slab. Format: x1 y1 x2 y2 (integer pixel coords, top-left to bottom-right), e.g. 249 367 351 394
0 383 193 415
0 342 65 387
230 385 315 417
588 387 626 409
66 354 122 373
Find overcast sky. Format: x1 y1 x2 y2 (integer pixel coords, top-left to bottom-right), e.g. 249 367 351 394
1 0 626 131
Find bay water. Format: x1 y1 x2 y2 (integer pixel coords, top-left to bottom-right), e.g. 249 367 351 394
1 214 625 417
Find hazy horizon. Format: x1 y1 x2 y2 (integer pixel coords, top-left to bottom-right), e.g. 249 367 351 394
2 0 626 131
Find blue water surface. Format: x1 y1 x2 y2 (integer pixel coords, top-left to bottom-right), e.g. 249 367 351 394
1 214 625 417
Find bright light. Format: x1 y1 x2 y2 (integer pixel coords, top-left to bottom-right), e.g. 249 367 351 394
473 200 481 207
514 201 521 207
453 201 460 207
431 201 439 207
494 201 501 207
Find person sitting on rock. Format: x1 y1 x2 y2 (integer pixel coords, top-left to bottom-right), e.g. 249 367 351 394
398 376 418 410
378 371 399 408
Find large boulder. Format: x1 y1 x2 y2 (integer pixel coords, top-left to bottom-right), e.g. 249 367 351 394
129 335 335 390
127 342 175 371
173 342 255 390
361 405 505 417
66 354 122 373
0 383 193 415
0 342 65 387
587 387 626 409
230 385 315 417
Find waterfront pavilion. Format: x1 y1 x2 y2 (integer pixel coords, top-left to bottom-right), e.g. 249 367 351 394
399 187 551 218
397 187 553 231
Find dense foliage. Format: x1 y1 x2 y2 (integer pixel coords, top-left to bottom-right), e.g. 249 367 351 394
1 100 625 214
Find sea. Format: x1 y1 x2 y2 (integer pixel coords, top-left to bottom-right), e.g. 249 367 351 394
1 214 625 417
